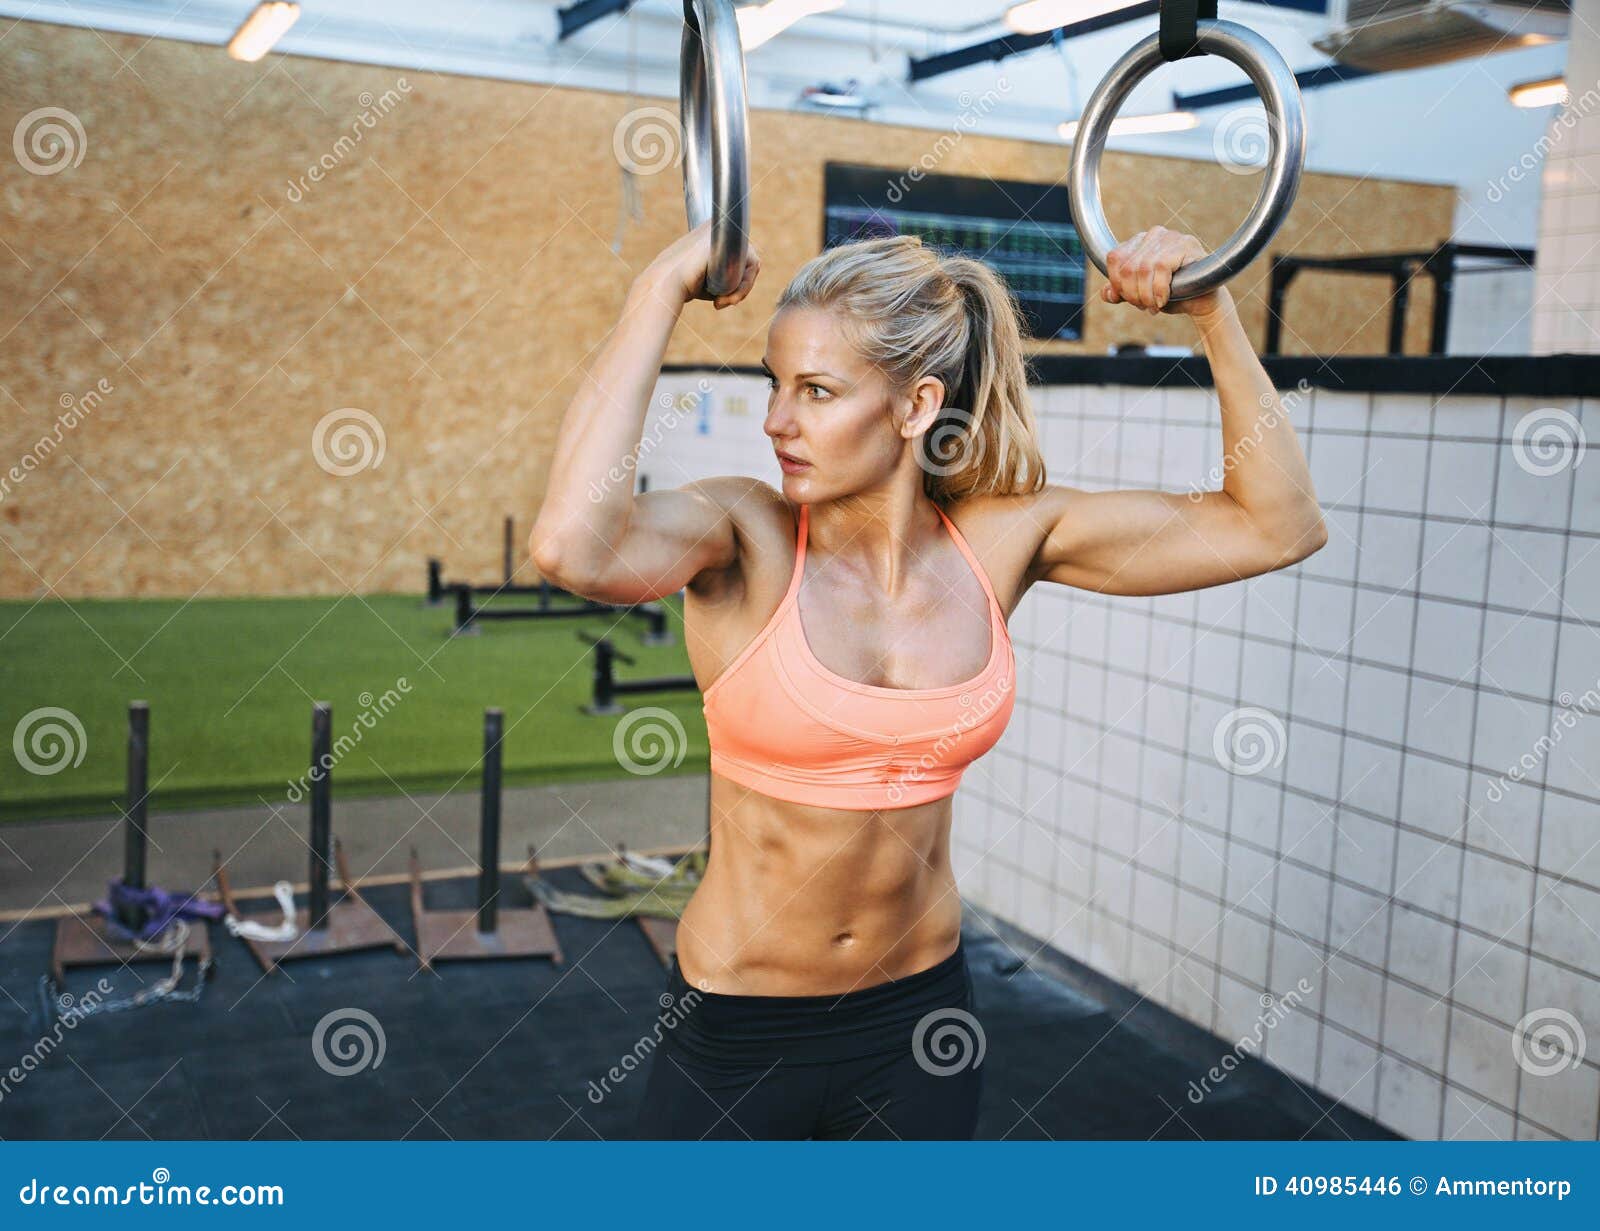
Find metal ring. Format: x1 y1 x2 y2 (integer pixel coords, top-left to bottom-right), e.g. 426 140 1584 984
680 0 750 299
1067 21 1305 301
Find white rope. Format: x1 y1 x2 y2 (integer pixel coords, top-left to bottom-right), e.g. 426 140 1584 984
223 880 300 942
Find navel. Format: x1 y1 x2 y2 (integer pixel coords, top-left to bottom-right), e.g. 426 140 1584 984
831 931 856 949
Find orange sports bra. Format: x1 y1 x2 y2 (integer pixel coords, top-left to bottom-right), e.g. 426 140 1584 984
701 502 1016 811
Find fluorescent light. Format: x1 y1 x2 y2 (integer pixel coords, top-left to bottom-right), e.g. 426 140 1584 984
1006 0 1136 36
1509 76 1567 108
800 84 871 111
1059 110 1197 140
227 2 300 62
737 0 844 51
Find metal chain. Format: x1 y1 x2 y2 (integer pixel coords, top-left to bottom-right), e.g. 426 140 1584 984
37 917 214 1025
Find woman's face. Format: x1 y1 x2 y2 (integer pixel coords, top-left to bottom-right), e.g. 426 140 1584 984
761 305 940 502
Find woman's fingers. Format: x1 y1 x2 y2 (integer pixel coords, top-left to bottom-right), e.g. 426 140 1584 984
1139 230 1164 313
1110 229 1151 310
1106 227 1204 313
713 249 760 310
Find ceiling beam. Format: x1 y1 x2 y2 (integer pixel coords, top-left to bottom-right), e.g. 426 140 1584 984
558 0 637 40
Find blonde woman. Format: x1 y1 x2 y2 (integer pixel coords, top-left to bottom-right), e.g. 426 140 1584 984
531 221 1326 1140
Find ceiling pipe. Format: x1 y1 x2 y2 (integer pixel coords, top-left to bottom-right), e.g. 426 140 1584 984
1173 58 1371 108
909 0 1158 81
908 0 1329 82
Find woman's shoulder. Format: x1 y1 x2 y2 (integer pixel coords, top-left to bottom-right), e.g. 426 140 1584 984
682 475 792 525
946 480 1085 529
677 477 798 605
679 475 798 552
941 486 1076 613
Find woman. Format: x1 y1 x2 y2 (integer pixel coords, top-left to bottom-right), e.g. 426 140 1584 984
531 220 1327 1140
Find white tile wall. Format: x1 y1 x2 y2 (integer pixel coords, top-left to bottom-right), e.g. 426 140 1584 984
1531 0 1600 355
962 384 1600 1142
650 369 1600 1141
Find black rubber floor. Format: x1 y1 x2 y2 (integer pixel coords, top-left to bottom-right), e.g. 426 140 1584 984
0 868 1397 1140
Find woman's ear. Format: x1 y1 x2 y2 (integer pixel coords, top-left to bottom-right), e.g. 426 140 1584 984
900 375 947 439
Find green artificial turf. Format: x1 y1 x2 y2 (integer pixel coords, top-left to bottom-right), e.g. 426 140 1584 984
0 592 704 822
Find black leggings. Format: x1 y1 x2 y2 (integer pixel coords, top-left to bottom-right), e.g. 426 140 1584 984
634 941 984 1140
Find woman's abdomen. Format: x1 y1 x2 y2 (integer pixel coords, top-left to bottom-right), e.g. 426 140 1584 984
673 773 964 996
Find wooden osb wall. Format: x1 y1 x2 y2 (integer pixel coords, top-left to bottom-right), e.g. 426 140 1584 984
0 22 1455 598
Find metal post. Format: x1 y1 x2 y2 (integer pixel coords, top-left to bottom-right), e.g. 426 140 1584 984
503 516 514 586
592 640 615 712
476 708 503 934
1427 246 1455 356
427 558 443 603
1388 268 1411 356
455 584 474 633
1265 259 1292 356
117 701 151 933
308 702 332 930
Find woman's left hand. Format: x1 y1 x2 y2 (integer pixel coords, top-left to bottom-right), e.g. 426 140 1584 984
1098 225 1227 319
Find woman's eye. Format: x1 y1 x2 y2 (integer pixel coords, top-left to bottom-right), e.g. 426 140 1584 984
806 383 830 400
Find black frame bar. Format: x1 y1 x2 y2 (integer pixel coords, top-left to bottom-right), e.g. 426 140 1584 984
308 702 332 930
477 708 503 934
116 701 151 933
1265 242 1536 357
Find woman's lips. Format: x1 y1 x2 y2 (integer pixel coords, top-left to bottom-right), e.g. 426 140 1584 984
776 451 811 473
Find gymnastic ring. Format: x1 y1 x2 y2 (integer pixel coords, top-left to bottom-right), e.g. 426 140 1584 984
679 0 750 299
1067 20 1305 301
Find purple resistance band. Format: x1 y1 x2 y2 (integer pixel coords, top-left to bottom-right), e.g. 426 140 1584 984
93 879 224 943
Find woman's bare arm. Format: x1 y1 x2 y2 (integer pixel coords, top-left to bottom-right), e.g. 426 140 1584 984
529 224 761 605
1026 228 1326 597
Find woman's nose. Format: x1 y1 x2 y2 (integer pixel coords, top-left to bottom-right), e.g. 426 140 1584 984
763 394 796 434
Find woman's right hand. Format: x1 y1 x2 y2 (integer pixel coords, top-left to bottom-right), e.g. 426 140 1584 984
640 221 762 311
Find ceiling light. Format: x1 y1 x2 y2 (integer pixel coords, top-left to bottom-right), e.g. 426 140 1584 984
800 82 871 111
1059 110 1198 140
1509 76 1568 108
227 2 300 62
738 0 844 51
